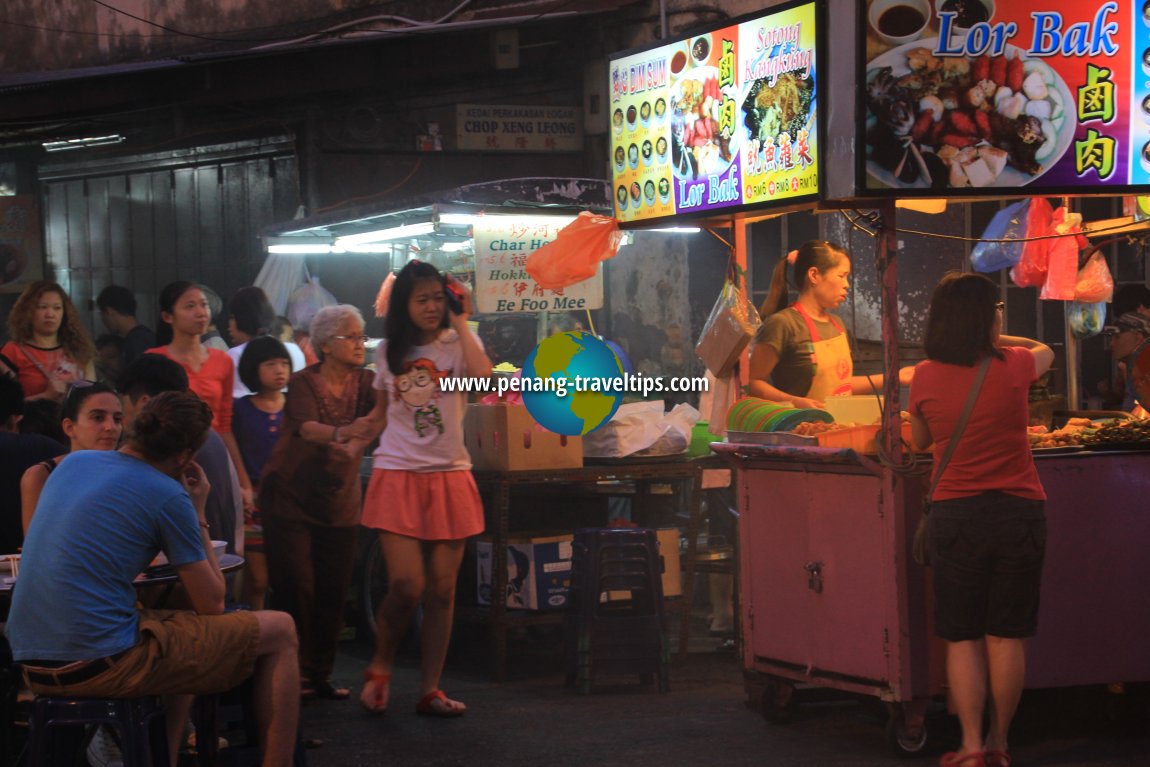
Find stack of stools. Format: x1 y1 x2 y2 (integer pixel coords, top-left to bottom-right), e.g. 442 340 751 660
566 527 669 694
28 695 168 767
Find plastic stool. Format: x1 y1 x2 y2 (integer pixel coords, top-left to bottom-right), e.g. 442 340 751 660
29 695 169 767
567 528 669 694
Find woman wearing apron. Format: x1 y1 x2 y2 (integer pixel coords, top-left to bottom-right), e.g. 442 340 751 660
749 240 911 408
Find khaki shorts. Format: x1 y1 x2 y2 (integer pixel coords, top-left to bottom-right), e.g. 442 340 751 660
24 609 261 698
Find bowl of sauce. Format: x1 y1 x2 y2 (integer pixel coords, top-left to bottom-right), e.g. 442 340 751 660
869 0 932 46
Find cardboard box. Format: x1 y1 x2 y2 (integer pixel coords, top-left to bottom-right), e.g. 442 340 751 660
476 534 574 611
657 528 682 598
464 404 583 471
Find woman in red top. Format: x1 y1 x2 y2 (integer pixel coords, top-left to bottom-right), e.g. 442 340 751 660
147 281 253 506
909 273 1054 767
2 280 95 401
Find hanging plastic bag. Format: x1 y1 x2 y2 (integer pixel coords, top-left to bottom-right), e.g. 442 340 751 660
1074 251 1114 303
1067 301 1107 339
695 275 761 377
524 212 624 290
970 199 1029 273
255 253 310 315
1040 207 1089 301
1009 197 1055 288
287 276 338 331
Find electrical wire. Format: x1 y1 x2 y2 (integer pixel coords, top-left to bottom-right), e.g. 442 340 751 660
840 209 1149 245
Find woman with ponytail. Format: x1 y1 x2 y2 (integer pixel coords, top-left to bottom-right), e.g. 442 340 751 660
748 241 912 409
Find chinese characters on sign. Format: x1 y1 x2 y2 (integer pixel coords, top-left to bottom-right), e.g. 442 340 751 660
456 105 582 152
607 1 820 224
472 217 603 314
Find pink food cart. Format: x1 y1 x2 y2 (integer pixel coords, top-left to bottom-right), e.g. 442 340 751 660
715 442 1150 755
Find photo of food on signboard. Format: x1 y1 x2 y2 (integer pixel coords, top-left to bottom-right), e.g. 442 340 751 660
865 43 1072 189
670 67 734 180
742 72 815 153
860 0 1114 191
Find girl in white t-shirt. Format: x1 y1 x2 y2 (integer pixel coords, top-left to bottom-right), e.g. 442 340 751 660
352 261 491 717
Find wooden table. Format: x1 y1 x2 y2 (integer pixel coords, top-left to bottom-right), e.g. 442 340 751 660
466 457 724 681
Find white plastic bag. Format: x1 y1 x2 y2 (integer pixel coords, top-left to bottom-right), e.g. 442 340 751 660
255 254 309 316
582 401 700 458
287 276 338 331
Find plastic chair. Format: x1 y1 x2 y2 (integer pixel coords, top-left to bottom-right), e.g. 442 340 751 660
28 695 168 767
566 527 669 694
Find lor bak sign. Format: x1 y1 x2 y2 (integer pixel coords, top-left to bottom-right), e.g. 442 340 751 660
861 0 1150 195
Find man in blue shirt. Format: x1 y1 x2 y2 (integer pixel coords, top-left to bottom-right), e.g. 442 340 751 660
7 391 299 767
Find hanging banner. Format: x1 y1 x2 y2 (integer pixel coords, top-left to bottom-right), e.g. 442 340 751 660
472 216 603 313
861 0 1150 194
607 0 822 224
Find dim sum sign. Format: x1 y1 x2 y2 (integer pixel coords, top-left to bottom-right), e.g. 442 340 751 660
607 0 822 225
861 0 1150 195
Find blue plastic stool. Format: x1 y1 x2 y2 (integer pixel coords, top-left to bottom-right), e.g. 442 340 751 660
29 695 169 767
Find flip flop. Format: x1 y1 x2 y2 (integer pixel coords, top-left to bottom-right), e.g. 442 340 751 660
415 689 466 717
984 750 1011 767
359 669 390 714
940 752 986 767
311 679 350 700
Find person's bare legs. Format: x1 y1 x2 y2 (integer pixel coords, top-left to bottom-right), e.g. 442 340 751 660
242 551 269 610
366 533 426 675
983 635 1027 756
251 610 300 767
162 694 194 767
419 540 466 697
946 638 989 757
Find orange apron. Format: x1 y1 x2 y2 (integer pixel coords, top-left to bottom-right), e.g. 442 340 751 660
792 303 852 400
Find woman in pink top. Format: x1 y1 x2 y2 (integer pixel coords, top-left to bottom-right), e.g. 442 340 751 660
909 272 1054 767
147 281 253 506
2 280 95 401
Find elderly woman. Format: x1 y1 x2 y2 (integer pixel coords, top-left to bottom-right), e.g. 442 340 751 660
259 304 376 700
2 280 95 401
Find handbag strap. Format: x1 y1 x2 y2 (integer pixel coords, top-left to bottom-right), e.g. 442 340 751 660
926 355 992 505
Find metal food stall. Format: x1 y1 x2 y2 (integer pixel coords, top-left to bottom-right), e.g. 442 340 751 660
608 0 1150 754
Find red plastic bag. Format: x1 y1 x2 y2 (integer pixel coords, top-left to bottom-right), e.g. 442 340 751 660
1040 207 1090 301
1009 197 1054 288
1074 251 1114 303
525 212 624 290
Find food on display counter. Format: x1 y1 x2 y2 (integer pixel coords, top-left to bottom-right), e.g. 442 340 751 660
1028 416 1150 450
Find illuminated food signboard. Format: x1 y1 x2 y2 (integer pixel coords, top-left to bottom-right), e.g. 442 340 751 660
608 0 822 224
861 0 1150 194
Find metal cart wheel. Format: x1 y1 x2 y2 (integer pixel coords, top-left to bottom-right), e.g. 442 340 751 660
885 701 931 757
759 674 799 723
359 535 421 646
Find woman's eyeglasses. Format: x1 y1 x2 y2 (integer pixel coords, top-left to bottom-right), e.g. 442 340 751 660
332 335 370 344
995 302 1005 311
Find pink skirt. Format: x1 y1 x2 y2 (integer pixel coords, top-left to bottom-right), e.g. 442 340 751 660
361 469 485 541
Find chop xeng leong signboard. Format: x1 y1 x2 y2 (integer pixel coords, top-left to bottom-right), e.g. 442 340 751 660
607 0 822 224
862 0 1150 194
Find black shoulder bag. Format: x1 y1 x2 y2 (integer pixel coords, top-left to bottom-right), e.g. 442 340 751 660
912 356 992 567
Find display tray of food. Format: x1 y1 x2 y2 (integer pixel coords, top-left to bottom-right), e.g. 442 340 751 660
1028 416 1150 452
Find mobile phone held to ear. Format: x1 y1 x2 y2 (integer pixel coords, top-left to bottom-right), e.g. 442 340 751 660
444 276 466 315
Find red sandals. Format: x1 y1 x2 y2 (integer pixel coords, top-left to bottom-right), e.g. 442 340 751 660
359 669 391 714
939 752 986 767
984 750 1011 767
415 689 466 717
